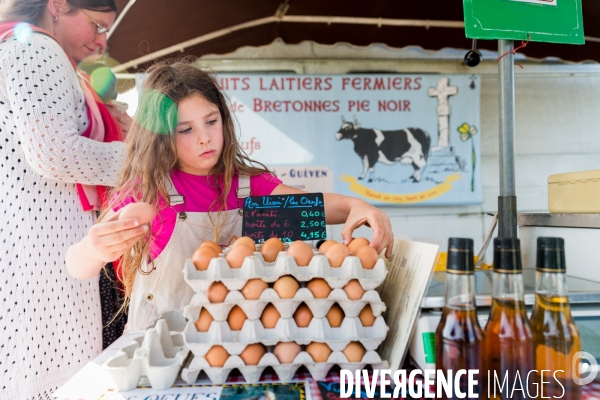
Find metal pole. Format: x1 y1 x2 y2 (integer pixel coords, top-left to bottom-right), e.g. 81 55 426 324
498 40 518 238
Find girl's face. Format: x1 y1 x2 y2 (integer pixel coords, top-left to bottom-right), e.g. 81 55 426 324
174 94 225 176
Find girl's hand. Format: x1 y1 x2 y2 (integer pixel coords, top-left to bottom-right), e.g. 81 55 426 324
83 210 149 263
340 201 394 258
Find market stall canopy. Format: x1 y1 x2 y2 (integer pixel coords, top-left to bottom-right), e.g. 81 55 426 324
108 0 599 73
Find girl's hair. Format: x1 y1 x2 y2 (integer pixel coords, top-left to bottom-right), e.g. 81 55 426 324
0 0 117 24
109 59 271 301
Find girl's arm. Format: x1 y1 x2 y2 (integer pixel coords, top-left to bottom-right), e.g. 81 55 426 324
270 184 394 257
66 210 148 280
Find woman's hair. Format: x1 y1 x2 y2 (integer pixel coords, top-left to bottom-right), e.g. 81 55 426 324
0 0 117 24
109 59 271 301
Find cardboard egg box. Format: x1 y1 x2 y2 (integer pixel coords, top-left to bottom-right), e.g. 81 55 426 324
180 350 389 385
183 252 387 292
102 319 189 391
185 287 386 320
181 314 388 356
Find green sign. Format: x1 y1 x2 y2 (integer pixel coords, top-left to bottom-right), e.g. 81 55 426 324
463 0 584 44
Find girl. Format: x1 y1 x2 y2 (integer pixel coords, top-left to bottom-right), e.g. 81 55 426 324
66 61 394 330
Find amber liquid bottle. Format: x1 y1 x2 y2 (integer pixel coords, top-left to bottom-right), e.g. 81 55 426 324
436 238 484 399
484 238 534 400
530 237 581 400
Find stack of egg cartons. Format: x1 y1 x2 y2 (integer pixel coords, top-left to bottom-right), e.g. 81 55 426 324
181 237 390 384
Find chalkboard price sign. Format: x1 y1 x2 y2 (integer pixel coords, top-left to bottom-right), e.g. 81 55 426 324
242 192 326 243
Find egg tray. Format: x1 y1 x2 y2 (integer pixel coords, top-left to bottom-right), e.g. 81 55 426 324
181 315 388 357
183 252 387 293
102 319 189 391
180 349 389 385
185 287 386 321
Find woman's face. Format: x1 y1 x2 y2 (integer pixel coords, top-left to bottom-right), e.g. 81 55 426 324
174 94 225 176
54 9 115 63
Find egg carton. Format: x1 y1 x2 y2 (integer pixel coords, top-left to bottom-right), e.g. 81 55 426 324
183 253 387 292
180 350 389 385
102 319 190 391
185 287 386 320
182 314 388 356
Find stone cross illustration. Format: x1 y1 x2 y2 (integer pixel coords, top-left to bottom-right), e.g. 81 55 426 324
428 77 458 151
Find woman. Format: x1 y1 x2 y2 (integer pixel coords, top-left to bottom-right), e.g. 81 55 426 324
0 0 128 398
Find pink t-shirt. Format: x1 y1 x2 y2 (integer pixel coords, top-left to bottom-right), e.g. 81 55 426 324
114 170 282 259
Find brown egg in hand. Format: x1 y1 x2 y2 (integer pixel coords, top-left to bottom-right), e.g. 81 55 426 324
325 243 350 268
326 303 345 327
260 304 281 329
293 303 313 328
194 308 214 332
348 237 370 254
225 244 254 269
191 246 219 271
261 237 285 262
240 343 266 366
354 245 379 269
241 278 268 300
227 305 247 331
307 278 332 299
118 202 155 225
205 345 230 367
306 342 332 363
207 281 229 303
273 276 299 299
287 240 313 266
343 341 366 362
358 305 376 327
274 342 301 364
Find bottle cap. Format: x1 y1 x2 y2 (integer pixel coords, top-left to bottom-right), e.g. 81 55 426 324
447 238 474 274
536 237 566 273
493 237 522 273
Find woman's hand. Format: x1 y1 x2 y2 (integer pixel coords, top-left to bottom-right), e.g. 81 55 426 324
340 200 394 258
105 103 132 137
83 210 148 263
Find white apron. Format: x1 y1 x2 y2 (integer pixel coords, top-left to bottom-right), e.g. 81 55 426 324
127 175 251 330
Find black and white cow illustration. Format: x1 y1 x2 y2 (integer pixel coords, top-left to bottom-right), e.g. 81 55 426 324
335 116 431 182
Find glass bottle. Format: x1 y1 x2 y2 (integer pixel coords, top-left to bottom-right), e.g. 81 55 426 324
484 237 534 400
436 238 484 399
530 237 581 400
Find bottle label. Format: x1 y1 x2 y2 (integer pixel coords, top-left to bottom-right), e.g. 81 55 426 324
422 332 436 364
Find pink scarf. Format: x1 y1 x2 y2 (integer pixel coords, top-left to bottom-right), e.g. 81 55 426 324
0 21 123 211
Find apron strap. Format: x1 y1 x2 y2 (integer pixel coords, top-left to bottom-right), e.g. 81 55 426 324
236 174 251 198
165 174 185 206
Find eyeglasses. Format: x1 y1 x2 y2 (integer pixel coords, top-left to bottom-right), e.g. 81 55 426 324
80 9 108 35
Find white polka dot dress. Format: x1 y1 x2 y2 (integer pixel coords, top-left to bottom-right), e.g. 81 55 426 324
0 33 126 399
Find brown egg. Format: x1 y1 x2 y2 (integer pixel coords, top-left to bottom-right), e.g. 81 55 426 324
306 342 332 363
325 243 350 268
191 246 219 271
273 276 299 299
260 238 285 262
318 240 337 254
225 244 254 269
118 202 155 225
231 236 256 252
260 304 281 329
240 343 266 366
287 241 313 266
293 303 313 327
326 303 345 327
358 305 376 327
354 245 379 269
200 240 222 254
274 342 301 364
207 281 229 303
205 345 230 367
194 308 214 332
342 341 366 362
348 237 370 254
227 305 247 331
241 278 268 300
343 279 365 300
306 278 332 299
